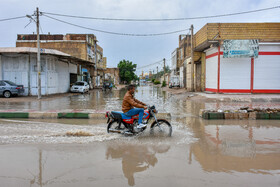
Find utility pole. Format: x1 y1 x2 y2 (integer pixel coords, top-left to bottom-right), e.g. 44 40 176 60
163 58 166 82
94 37 97 88
190 24 194 92
156 66 158 80
36 7 41 99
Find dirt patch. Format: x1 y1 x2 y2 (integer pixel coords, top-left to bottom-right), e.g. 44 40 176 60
66 131 93 136
162 87 187 95
115 84 126 90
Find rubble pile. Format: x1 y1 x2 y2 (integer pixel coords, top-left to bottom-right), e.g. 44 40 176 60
200 107 280 120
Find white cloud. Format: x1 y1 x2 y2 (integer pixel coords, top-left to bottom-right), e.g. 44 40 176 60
0 0 279 69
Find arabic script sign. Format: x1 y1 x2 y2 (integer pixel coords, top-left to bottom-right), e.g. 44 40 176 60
223 40 259 58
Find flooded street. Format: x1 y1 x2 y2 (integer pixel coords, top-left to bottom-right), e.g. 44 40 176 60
0 86 280 187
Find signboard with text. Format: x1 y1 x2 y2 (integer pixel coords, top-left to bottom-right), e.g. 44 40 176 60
223 40 259 58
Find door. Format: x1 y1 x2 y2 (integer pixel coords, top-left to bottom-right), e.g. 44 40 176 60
195 62 202 91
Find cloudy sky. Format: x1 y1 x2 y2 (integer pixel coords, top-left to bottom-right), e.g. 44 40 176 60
0 0 279 74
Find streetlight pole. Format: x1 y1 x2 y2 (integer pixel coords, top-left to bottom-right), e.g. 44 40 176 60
36 7 41 99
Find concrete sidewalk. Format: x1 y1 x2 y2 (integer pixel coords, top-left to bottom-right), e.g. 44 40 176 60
196 92 280 102
0 109 171 119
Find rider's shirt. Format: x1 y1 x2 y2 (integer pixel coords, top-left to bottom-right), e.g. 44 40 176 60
122 91 145 113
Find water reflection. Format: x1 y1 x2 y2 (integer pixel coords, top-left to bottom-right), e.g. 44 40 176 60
187 117 280 174
106 143 170 186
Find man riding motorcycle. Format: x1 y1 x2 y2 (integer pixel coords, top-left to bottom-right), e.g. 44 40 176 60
122 85 147 129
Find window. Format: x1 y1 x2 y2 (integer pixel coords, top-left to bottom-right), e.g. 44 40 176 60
4 81 17 86
0 81 5 86
74 82 85 86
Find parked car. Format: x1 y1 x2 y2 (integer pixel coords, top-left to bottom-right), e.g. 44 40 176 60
70 81 89 93
0 80 25 98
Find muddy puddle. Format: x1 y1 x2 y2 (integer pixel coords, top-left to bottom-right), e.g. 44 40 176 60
0 85 280 186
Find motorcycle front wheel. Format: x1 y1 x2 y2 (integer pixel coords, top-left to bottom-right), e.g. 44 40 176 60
150 119 172 137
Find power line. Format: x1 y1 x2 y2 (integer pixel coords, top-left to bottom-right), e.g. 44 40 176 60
137 59 163 69
43 14 190 36
0 15 26 22
41 6 280 22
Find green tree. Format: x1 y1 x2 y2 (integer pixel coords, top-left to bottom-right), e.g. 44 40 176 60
117 60 138 84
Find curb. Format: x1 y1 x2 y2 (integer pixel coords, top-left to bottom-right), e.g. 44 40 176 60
0 112 29 118
200 110 280 120
0 112 171 120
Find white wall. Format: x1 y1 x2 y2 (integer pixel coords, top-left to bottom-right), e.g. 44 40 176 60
30 56 46 95
2 54 77 96
220 57 251 90
47 56 58 94
57 60 70 93
2 54 29 96
205 47 218 89
179 66 184 88
69 63 77 74
0 55 2 80
171 49 177 71
254 44 280 90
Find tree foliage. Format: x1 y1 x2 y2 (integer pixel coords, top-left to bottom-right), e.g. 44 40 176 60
117 60 138 84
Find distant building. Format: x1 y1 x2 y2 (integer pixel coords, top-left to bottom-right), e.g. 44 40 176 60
104 68 120 85
0 47 92 95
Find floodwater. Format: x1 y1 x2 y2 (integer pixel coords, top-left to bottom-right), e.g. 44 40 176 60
0 86 280 187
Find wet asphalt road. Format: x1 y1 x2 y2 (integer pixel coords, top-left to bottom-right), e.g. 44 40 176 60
0 86 280 187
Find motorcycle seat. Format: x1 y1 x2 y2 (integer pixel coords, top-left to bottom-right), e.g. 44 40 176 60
111 111 131 120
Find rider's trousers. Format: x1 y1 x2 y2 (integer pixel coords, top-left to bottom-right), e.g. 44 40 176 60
124 108 144 124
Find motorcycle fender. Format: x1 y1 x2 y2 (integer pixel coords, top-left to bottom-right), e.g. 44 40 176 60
107 117 111 124
151 119 171 128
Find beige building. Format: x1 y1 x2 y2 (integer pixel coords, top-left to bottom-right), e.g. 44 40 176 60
104 68 120 85
173 23 280 92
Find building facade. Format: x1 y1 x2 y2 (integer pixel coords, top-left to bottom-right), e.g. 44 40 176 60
0 47 92 95
172 23 280 93
205 43 280 93
16 33 107 87
104 68 120 85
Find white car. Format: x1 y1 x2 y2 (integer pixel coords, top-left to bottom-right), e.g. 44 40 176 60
70 81 89 93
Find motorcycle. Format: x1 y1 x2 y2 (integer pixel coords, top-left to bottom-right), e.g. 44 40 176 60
106 105 172 136
102 82 113 91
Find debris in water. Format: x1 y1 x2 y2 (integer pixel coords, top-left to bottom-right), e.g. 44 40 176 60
66 131 93 137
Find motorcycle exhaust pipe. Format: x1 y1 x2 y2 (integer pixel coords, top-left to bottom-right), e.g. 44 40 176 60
108 129 122 133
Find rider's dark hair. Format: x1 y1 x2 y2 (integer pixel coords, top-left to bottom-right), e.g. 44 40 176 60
127 84 135 91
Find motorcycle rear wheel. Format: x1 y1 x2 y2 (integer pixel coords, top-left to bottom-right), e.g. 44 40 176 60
107 120 126 133
150 119 172 137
